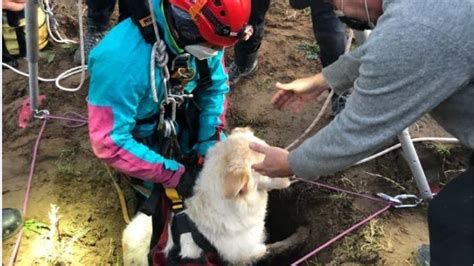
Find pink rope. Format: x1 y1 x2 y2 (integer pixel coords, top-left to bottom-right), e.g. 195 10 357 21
8 112 88 265
8 119 48 266
291 203 392 265
294 177 388 203
290 178 394 265
45 112 88 128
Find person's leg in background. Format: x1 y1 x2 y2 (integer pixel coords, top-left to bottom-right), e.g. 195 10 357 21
289 0 348 116
117 0 131 22
228 0 271 85
309 0 346 68
427 155 474 266
86 0 117 30
74 0 117 63
309 0 349 116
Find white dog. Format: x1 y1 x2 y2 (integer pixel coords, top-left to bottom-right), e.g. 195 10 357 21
122 127 291 265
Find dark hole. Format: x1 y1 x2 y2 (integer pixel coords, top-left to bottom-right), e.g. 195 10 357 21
213 0 222 6
220 10 226 17
257 190 302 265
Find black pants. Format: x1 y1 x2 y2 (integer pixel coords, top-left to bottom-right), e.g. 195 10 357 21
308 0 346 67
233 0 271 68
233 0 346 68
428 154 474 265
86 0 130 28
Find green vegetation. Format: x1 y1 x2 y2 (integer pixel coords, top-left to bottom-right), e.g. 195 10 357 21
431 143 453 156
296 41 320 61
24 219 50 235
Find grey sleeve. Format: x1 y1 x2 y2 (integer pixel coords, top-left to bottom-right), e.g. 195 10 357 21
322 48 363 95
288 22 471 179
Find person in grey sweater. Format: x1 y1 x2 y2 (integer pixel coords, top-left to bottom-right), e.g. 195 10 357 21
250 0 474 264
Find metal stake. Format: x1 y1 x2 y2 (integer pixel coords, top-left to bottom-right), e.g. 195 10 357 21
398 128 433 200
25 0 40 111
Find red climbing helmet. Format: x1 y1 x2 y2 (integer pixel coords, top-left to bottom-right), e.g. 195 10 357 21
169 0 251 47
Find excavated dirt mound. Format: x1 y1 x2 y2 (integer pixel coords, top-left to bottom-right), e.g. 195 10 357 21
2 0 470 264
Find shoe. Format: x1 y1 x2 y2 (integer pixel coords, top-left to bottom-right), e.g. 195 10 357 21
73 21 106 64
330 91 350 117
289 0 310 9
2 208 23 240
228 59 258 86
415 244 430 266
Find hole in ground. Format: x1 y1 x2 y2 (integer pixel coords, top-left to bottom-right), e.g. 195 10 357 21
258 190 303 265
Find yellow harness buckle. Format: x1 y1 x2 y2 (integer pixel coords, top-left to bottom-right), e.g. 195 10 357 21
165 188 184 211
138 15 153 27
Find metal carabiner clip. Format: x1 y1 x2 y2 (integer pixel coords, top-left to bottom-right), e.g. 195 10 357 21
33 109 50 119
377 193 423 208
171 53 191 71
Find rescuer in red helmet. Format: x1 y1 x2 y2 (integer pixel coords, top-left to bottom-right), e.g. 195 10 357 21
87 0 251 264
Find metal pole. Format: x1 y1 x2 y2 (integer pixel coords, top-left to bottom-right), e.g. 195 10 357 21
25 0 40 111
398 128 433 200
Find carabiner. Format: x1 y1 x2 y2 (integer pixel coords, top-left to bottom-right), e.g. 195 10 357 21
377 193 423 208
33 109 50 119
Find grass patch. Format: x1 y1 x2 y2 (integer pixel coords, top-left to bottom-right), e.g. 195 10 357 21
24 219 50 236
255 78 273 91
296 41 320 60
55 144 81 176
329 219 391 264
430 143 453 156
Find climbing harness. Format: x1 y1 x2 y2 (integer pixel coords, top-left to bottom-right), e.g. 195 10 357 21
163 187 219 265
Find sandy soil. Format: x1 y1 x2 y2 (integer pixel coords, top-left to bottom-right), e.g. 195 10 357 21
2 0 470 265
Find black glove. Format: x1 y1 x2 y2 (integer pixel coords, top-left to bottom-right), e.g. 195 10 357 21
174 163 202 198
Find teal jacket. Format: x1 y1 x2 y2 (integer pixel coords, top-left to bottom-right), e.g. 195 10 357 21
87 0 228 188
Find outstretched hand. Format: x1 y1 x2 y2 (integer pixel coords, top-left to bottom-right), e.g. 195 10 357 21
272 74 328 112
250 142 293 178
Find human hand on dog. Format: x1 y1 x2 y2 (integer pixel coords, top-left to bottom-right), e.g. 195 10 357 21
250 143 293 177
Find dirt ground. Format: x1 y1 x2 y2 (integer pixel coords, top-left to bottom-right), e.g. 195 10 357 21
2 0 470 265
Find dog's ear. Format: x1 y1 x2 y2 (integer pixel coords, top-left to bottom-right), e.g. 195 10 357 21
223 168 251 199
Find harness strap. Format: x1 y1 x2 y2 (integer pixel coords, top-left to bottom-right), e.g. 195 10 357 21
2 35 17 67
139 185 163 216
150 193 172 265
195 59 212 90
188 217 217 254
2 10 26 65
128 0 157 44
167 212 219 265
15 25 27 58
6 10 24 27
